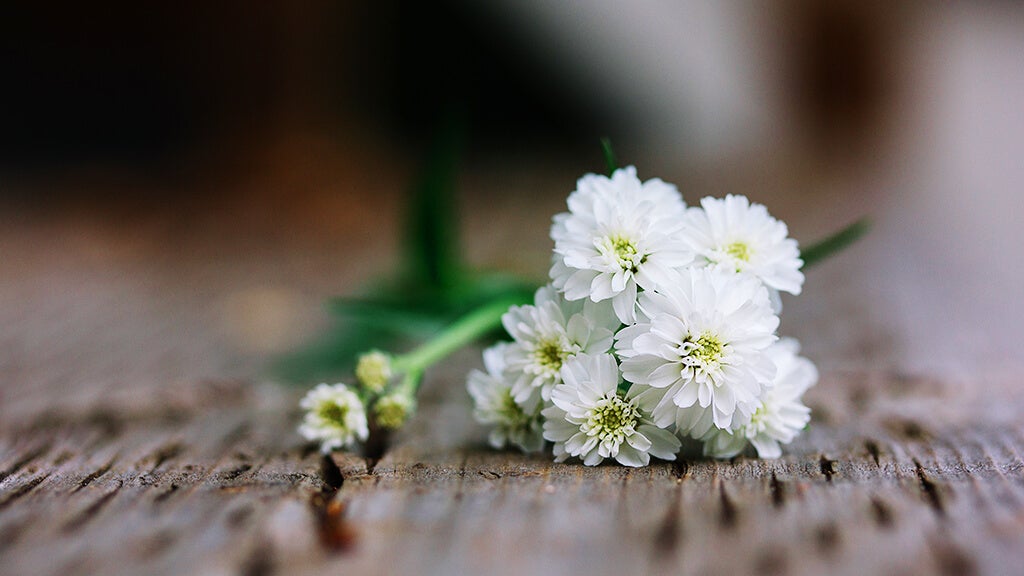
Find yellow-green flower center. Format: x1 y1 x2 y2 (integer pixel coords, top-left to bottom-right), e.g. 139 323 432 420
694 333 724 364
745 402 769 434
533 338 570 374
317 401 349 427
682 331 725 368
724 241 751 265
599 234 645 272
498 389 532 431
583 395 640 442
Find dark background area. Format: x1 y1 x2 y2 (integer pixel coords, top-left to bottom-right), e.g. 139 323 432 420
0 1 608 176
0 0 1021 377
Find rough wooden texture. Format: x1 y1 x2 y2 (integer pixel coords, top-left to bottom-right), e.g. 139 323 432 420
3 355 1024 575
2 164 1024 575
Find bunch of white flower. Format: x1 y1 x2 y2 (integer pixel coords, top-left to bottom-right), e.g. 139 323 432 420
469 166 818 466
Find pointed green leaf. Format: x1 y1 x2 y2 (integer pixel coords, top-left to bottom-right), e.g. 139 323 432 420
600 137 618 176
403 116 464 291
801 218 871 269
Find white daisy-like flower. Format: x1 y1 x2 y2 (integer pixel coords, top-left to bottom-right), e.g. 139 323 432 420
542 353 681 467
467 343 546 453
681 195 804 301
502 285 619 402
549 166 692 324
616 267 779 436
701 338 817 459
298 383 369 453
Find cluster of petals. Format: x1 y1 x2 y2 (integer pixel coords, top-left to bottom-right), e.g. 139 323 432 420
550 166 691 324
542 353 680 466
617 267 779 436
699 338 817 458
469 166 816 465
501 286 619 402
467 343 545 453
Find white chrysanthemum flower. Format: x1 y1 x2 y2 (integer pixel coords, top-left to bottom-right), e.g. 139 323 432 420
467 343 545 453
681 195 804 301
616 267 779 436
701 338 817 459
549 166 692 324
542 353 681 467
298 383 369 453
502 285 619 402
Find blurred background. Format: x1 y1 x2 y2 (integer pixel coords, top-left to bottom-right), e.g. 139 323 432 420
2 0 1023 411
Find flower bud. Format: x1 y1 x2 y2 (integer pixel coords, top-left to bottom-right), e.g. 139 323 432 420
374 393 415 430
355 350 393 393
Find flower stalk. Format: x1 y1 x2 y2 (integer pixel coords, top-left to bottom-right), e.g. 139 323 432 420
340 295 530 435
391 296 525 385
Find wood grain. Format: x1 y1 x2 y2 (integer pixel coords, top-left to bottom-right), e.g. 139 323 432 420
2 170 1023 575
3 357 1024 575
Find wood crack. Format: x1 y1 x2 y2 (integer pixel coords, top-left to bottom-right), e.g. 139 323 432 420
719 483 738 529
309 454 355 552
914 459 947 516
671 459 689 482
819 455 838 482
770 472 786 508
61 479 123 532
239 539 276 576
0 443 51 483
72 457 117 493
864 440 881 466
870 496 894 528
652 482 683 557
0 472 51 509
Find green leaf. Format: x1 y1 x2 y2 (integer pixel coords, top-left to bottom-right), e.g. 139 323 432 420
600 137 618 176
402 116 464 291
326 297 451 333
801 218 871 269
271 318 427 383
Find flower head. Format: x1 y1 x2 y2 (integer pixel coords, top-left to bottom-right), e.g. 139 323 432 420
681 195 804 298
543 353 680 467
502 285 619 402
467 343 545 453
355 350 393 393
298 383 369 452
374 393 415 430
701 338 817 459
616 267 779 435
550 166 692 324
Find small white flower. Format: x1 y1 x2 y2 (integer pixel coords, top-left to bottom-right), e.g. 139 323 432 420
543 353 681 467
298 383 369 453
681 195 804 301
502 285 619 402
616 267 779 435
467 343 545 453
550 166 692 324
701 338 817 459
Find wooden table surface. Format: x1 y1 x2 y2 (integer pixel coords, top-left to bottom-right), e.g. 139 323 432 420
2 157 1023 575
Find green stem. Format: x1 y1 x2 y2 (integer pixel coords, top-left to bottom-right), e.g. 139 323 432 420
600 137 618 176
801 218 871 269
392 295 527 387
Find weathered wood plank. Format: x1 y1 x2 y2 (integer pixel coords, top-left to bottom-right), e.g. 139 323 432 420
3 176 1024 575
4 355 1024 576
